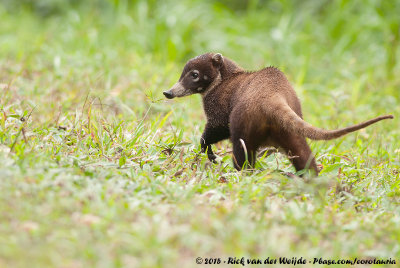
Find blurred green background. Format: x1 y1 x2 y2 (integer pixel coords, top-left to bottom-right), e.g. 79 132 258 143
1 0 399 121
1 1 399 267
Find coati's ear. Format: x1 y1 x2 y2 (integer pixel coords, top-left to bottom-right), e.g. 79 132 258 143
212 53 223 69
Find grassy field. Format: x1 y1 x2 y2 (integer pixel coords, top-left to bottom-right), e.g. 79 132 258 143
0 0 399 267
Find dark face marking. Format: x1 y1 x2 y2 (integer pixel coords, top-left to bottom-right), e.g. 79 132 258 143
180 65 213 94
163 53 222 98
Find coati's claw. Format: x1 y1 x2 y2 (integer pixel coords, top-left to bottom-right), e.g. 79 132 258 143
208 153 217 163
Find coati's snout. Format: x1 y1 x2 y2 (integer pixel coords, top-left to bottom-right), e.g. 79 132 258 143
163 90 174 99
163 82 186 99
163 53 225 99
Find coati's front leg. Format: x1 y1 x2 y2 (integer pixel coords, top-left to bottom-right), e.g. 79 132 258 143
200 124 230 162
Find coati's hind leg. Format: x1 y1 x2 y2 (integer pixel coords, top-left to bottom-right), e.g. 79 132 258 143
275 132 319 175
230 109 259 170
232 138 257 170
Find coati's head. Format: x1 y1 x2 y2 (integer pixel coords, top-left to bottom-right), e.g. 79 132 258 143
163 53 228 99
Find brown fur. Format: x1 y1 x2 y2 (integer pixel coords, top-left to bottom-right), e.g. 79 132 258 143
163 53 393 175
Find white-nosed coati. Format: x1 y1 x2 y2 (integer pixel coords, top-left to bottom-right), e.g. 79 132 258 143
163 53 393 175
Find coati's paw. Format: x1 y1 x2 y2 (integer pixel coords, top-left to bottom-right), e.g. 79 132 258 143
207 153 217 163
283 172 298 179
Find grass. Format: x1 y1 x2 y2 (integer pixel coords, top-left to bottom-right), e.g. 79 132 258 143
0 0 400 267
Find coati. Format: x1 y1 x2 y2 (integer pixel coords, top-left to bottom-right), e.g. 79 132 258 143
163 53 393 175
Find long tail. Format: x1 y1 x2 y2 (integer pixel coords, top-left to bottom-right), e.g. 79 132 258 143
273 105 393 140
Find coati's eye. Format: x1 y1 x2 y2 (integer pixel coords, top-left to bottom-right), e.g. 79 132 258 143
191 70 200 81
